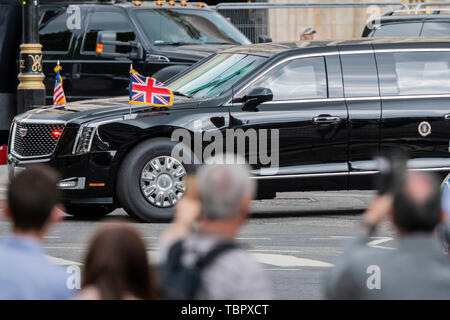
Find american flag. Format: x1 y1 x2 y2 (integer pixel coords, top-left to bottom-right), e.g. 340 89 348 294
53 64 66 105
129 69 173 107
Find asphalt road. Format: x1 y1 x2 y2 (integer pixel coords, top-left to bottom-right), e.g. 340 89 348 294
0 166 397 299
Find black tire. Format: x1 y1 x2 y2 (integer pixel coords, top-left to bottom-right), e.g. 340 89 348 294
64 205 114 218
116 138 195 222
256 190 277 200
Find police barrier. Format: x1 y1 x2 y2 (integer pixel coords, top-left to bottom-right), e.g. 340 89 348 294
213 1 411 43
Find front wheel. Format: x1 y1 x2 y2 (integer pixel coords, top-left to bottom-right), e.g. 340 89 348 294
116 138 195 222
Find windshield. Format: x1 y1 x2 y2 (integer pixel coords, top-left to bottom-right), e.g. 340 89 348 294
135 8 250 45
168 53 267 98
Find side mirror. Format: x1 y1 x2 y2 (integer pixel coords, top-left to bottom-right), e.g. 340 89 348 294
241 87 273 111
97 31 117 53
96 31 144 60
258 35 272 43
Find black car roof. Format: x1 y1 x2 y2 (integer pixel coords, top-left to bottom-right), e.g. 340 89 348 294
221 38 450 57
371 14 450 23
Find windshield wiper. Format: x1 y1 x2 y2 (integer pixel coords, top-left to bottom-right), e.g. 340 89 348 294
187 61 256 95
173 91 193 98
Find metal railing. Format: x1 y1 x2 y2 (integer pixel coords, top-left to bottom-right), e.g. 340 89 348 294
382 2 450 15
415 1 450 13
386 8 450 15
214 2 411 43
214 2 410 11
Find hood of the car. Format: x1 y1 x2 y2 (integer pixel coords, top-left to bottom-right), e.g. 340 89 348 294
14 95 204 124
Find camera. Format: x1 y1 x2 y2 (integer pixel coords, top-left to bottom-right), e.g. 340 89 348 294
375 153 408 195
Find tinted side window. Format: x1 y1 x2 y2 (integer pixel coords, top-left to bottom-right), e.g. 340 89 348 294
39 9 73 53
82 11 135 54
243 57 327 101
341 53 379 97
371 22 422 37
376 51 450 96
421 22 450 36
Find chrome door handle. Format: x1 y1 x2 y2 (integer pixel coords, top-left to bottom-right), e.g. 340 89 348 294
313 116 341 124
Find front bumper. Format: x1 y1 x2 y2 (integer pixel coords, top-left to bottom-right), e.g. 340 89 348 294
7 151 118 206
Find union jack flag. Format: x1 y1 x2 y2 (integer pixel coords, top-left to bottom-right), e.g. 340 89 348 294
53 64 66 105
129 69 173 107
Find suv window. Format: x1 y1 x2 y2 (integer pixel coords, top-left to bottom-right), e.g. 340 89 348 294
135 8 250 45
39 9 73 53
82 11 135 54
369 22 422 37
421 22 450 36
376 51 450 96
242 57 327 101
341 53 378 97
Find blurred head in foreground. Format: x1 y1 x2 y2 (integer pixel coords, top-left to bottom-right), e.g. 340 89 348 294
81 222 159 300
392 171 442 235
196 154 256 237
5 164 63 238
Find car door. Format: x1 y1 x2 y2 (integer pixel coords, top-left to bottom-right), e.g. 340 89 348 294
374 46 450 176
339 46 382 189
71 8 141 100
229 53 349 190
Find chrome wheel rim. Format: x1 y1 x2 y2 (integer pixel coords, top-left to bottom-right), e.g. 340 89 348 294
140 156 187 208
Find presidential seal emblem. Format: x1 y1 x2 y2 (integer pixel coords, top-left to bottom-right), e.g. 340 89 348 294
418 121 431 137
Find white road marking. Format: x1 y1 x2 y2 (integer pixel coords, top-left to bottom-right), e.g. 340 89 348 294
46 255 81 266
44 246 85 250
248 249 302 253
147 250 159 264
367 237 395 250
151 249 331 268
236 237 272 240
251 253 333 268
264 268 304 271
311 236 353 240
0 236 59 240
330 236 353 239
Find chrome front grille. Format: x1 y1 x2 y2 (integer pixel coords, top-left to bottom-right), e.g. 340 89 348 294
11 122 65 158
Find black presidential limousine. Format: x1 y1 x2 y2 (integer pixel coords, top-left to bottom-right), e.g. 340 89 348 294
8 38 450 222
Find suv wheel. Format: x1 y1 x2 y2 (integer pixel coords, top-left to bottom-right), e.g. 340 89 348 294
116 138 195 222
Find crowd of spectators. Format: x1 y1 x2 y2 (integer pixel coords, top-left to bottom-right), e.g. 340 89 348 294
1 153 450 300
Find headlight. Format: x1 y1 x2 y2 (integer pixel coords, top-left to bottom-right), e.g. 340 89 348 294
72 124 96 154
72 118 122 155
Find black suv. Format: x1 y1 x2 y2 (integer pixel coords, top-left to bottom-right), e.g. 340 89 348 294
363 10 450 37
38 1 250 102
9 38 450 222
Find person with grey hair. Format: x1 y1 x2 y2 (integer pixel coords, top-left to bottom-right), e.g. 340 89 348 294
159 155 272 299
197 159 256 221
